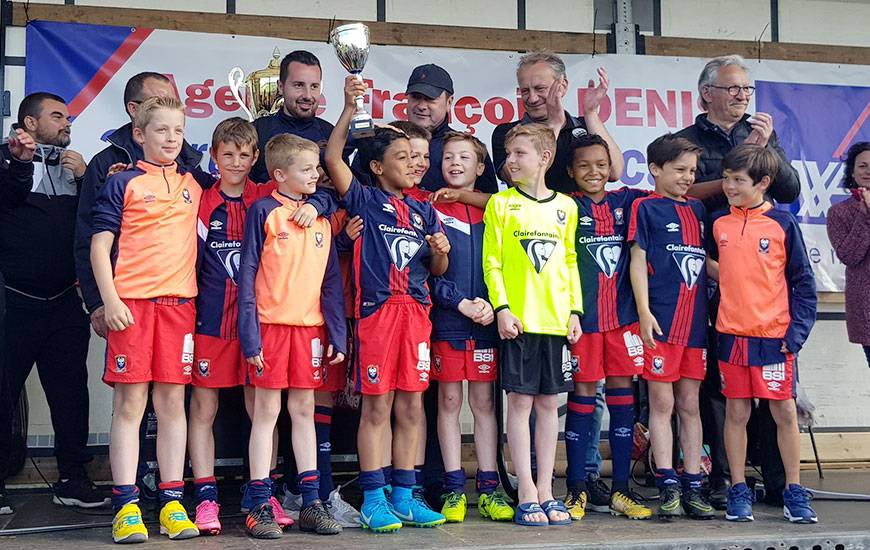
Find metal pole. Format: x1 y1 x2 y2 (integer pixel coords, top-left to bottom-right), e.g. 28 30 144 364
613 0 636 55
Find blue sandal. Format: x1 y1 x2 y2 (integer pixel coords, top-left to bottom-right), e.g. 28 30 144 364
514 502 549 527
541 499 572 525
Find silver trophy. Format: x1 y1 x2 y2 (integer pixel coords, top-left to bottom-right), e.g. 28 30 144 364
329 23 375 138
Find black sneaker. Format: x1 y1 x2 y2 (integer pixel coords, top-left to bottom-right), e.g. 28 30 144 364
299 500 342 535
682 487 715 520
707 477 730 511
658 483 684 518
53 476 110 508
245 502 282 539
0 483 14 515
586 475 611 513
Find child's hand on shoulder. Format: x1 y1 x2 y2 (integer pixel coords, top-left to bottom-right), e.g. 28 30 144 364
432 188 461 204
104 299 135 331
426 232 450 256
567 313 582 344
292 204 319 228
497 308 523 340
458 297 494 326
638 310 662 349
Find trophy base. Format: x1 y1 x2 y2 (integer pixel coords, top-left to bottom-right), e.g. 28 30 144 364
350 115 376 139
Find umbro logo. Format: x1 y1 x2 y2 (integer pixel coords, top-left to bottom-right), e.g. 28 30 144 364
672 251 705 290
579 216 593 226
382 232 423 270
382 203 396 214
666 222 680 232
520 238 556 273
210 220 223 230
586 242 621 278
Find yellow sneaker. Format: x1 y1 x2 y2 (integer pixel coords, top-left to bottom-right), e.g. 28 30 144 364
478 490 513 521
159 500 199 539
112 503 148 544
565 489 587 521
440 491 467 523
610 490 653 520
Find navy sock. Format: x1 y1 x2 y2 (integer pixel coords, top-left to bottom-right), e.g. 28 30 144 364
314 406 334 501
297 470 321 507
243 478 272 509
193 476 218 504
443 469 465 494
655 468 679 490
475 470 499 495
382 465 393 487
158 480 184 508
269 469 283 498
566 393 596 491
360 469 386 493
414 464 425 488
681 471 704 492
112 484 139 513
606 388 635 493
391 469 415 503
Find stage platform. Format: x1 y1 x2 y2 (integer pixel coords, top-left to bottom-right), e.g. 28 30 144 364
2 469 868 550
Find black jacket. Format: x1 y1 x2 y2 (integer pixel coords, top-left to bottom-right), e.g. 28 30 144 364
675 113 800 213
74 122 213 313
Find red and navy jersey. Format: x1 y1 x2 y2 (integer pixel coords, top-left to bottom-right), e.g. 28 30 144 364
628 194 708 348
195 179 273 339
572 187 648 333
342 177 443 319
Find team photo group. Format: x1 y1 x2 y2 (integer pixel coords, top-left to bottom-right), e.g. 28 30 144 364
4 37 870 544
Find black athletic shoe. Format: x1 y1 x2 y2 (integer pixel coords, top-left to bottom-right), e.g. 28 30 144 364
708 477 730 511
245 502 283 539
682 487 715 520
53 476 109 508
586 475 611 513
0 483 14 515
299 500 342 535
658 483 684 518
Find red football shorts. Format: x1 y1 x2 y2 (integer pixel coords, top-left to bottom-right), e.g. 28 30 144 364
104 297 195 385
355 295 432 395
719 353 795 401
641 341 706 383
192 334 246 388
431 340 497 383
570 323 644 382
250 324 328 389
320 319 354 393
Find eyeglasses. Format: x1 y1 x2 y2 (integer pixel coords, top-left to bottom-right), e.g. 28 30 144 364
707 85 756 97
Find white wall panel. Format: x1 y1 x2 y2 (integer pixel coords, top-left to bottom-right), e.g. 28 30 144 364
661 0 772 41
779 0 870 47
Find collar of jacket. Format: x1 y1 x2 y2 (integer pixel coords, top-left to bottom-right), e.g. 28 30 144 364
106 122 203 169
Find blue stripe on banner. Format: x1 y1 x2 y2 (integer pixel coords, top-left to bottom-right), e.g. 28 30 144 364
25 20 136 102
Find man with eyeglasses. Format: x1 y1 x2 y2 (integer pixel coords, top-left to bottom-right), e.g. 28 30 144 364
677 54 799 212
675 55 800 513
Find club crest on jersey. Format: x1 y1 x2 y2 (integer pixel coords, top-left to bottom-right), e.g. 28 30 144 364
182 188 192 204
381 232 424 271
556 209 566 225
114 355 127 373
587 242 622 278
571 127 588 139
672 251 705 290
652 356 665 375
613 208 624 225
412 212 424 230
520 238 556 273
216 248 241 284
315 232 324 248
367 364 379 384
759 237 770 254
198 359 209 377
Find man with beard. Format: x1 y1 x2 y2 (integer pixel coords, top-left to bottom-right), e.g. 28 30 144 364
250 50 342 183
405 64 498 193
0 93 106 512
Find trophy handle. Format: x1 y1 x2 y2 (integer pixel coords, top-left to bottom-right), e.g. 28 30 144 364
228 67 255 122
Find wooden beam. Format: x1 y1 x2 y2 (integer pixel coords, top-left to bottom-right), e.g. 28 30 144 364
10 2 598 54
645 36 870 66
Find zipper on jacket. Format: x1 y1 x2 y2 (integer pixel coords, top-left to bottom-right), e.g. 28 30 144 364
162 166 170 193
465 204 475 339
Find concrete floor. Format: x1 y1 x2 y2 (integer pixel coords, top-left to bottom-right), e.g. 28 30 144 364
2 469 869 550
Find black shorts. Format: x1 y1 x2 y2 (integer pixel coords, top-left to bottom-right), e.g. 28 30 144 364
499 333 573 395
